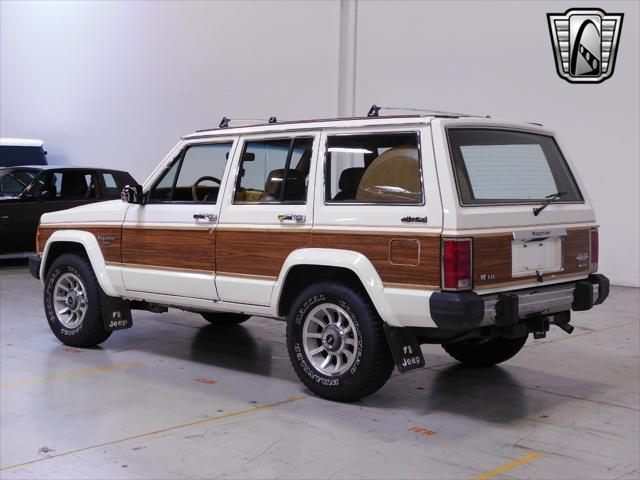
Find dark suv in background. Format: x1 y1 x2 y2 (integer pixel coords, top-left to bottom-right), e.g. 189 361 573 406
0 166 136 257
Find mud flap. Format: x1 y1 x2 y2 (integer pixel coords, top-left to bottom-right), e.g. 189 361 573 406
383 324 425 373
100 293 133 331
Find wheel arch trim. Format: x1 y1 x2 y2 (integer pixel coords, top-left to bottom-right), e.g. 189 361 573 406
271 248 401 326
40 230 120 297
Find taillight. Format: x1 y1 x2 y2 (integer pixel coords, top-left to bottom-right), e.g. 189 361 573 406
590 228 599 272
442 238 472 290
35 226 40 254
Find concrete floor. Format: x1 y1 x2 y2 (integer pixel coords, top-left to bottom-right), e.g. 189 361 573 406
0 263 638 480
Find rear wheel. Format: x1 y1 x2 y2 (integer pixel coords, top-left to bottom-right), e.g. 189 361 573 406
442 335 527 366
200 312 251 326
44 253 111 347
286 281 394 402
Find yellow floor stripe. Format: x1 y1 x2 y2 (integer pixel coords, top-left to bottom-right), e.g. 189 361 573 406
0 360 147 388
0 395 307 473
472 452 542 480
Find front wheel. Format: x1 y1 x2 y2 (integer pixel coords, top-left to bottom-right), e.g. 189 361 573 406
442 335 528 366
286 282 394 402
44 253 111 347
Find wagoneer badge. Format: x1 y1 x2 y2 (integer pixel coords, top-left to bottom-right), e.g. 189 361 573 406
547 8 624 84
97 235 119 246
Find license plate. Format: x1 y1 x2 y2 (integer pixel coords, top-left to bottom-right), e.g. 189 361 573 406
512 237 562 277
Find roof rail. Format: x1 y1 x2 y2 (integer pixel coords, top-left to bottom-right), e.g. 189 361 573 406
216 116 278 129
367 104 489 118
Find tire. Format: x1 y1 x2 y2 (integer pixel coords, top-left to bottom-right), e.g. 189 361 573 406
44 253 112 347
286 281 394 402
442 335 528 366
200 312 251 326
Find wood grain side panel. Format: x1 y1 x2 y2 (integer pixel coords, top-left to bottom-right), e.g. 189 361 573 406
216 229 311 278
310 232 440 288
473 235 512 287
38 226 122 263
122 227 214 271
473 228 592 288
562 228 591 275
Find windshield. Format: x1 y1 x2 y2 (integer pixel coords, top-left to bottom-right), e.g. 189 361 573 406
0 168 40 196
447 129 583 205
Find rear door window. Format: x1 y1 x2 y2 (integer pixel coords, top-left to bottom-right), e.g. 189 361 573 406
234 137 314 204
447 129 583 205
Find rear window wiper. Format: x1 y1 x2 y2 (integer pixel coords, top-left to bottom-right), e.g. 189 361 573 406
533 192 568 216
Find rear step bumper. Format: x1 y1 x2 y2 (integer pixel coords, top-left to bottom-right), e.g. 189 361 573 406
429 274 610 330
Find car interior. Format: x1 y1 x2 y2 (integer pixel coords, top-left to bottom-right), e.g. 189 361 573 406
327 132 422 203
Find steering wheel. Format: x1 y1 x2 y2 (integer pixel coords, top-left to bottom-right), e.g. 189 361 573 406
192 176 221 201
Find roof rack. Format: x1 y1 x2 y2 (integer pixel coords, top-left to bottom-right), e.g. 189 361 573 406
366 104 489 119
218 116 277 129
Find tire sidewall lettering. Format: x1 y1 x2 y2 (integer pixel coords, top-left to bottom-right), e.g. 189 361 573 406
292 293 365 387
45 264 85 334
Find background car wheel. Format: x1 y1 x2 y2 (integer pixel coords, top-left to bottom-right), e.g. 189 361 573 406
442 335 528 366
200 312 251 326
286 281 394 402
44 253 111 347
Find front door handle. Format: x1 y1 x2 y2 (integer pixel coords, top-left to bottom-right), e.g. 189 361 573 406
193 213 217 222
278 214 306 224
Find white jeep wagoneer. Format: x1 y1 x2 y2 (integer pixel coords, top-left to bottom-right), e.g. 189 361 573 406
29 109 609 401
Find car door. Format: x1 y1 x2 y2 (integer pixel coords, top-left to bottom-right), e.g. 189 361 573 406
121 138 237 300
215 132 319 306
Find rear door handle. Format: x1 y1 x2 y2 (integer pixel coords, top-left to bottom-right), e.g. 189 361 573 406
193 213 217 222
278 214 306 224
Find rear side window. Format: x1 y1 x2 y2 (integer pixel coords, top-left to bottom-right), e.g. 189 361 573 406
102 173 119 198
448 129 583 205
325 132 422 204
234 137 313 204
29 171 98 200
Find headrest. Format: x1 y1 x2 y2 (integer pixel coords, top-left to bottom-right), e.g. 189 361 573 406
338 167 365 192
264 169 306 200
356 146 421 202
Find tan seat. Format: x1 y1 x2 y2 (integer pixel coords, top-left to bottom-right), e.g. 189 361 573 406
356 146 421 202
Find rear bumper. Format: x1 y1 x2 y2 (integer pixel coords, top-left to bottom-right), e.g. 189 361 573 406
429 274 610 330
28 254 42 280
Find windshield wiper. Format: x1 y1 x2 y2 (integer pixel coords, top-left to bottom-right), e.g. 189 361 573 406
533 192 567 216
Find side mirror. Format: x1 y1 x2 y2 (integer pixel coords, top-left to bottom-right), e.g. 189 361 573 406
121 184 145 205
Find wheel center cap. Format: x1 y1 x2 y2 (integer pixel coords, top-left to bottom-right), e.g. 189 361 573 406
66 292 78 310
322 325 343 352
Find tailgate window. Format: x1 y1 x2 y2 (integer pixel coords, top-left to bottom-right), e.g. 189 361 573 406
448 129 583 205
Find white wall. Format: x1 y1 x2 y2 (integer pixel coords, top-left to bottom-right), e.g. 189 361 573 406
355 0 639 286
0 0 341 181
1 0 638 286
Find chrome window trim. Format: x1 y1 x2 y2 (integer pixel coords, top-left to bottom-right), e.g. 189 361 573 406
230 132 319 206
322 129 426 207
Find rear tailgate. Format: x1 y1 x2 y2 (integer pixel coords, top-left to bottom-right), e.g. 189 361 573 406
431 118 596 293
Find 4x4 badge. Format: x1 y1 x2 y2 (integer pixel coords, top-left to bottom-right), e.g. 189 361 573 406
547 8 623 84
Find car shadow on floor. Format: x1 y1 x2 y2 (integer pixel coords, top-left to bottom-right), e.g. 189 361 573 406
105 317 299 383
104 313 614 421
